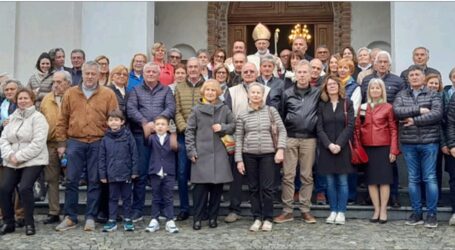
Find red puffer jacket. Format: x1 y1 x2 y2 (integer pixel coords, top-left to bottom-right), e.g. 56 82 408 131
355 103 400 155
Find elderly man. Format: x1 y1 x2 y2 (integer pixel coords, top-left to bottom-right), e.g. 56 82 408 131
400 47 441 85
69 49 86 85
40 71 72 224
256 55 284 111
223 63 271 223
361 51 405 207
274 60 320 224
126 62 175 223
228 52 247 87
315 45 330 73
247 23 284 77
168 48 182 68
54 61 118 231
225 40 247 72
357 48 381 84
309 59 324 88
174 57 205 221
292 37 313 61
394 65 442 228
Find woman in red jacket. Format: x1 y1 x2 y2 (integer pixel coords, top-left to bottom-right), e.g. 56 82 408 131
355 78 399 224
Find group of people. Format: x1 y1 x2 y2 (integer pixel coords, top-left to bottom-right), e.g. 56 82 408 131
0 22 454 236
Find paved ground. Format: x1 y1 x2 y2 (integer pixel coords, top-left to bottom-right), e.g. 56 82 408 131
1 215 455 249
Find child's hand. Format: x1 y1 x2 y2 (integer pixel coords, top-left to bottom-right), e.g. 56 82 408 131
100 179 107 183
132 175 139 179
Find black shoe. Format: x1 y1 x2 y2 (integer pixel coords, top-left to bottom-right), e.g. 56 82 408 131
15 219 25 228
0 224 15 235
176 212 189 221
405 213 424 226
424 214 438 228
208 219 218 228
193 220 201 230
43 215 60 224
201 213 209 221
379 219 388 224
25 225 35 236
390 196 401 208
369 218 379 223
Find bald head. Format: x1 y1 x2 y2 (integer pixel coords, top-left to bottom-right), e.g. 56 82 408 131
310 59 323 79
241 63 258 84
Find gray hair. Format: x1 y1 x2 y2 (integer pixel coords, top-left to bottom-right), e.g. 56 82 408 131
168 48 182 58
247 82 265 94
196 49 209 57
413 46 429 56
143 62 161 72
367 78 387 104
71 49 86 60
357 47 370 55
4 79 22 89
449 67 455 79
374 51 392 65
260 55 276 67
82 61 100 72
296 59 311 70
55 71 73 84
186 57 202 68
48 48 65 61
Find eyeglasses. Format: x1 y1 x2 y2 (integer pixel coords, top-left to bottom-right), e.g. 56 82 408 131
115 73 128 77
215 55 225 59
169 56 181 59
242 70 256 74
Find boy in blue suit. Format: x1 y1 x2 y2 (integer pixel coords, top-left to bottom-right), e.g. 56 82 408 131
146 115 179 233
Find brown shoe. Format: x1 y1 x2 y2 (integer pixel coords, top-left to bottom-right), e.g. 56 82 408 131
316 192 327 205
273 213 294 223
302 212 317 224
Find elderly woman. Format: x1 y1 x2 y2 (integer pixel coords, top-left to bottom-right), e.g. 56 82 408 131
152 42 174 85
235 82 287 232
108 65 129 115
356 47 372 74
95 55 110 86
169 63 187 95
127 53 148 92
185 79 235 230
213 64 230 101
208 48 227 71
355 78 399 223
197 49 212 80
317 76 355 225
26 52 54 108
0 89 49 236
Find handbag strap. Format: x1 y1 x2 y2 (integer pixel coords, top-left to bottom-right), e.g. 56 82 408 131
267 106 275 125
343 99 347 127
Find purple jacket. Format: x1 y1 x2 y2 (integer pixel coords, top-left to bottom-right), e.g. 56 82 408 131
147 133 176 176
126 82 176 134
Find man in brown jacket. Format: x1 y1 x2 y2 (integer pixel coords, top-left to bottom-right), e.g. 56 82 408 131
40 71 71 224
54 61 118 232
174 57 204 221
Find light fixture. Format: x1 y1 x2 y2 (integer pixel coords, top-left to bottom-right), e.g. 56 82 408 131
288 24 311 44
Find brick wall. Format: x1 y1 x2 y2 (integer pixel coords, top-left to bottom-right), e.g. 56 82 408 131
207 2 352 55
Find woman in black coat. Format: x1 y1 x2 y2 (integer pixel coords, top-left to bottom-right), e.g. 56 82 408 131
316 76 355 225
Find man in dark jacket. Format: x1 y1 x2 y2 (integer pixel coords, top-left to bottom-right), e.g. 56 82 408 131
393 65 442 228
256 55 284 111
361 50 406 207
309 59 324 88
444 93 455 226
274 60 321 224
400 47 441 85
126 62 176 222
228 52 246 87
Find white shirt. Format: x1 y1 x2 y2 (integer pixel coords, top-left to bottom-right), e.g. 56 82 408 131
157 133 167 177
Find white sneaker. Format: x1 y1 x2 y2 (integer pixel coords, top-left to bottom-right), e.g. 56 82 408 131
165 220 179 233
249 219 262 232
145 219 160 232
335 212 345 225
449 213 455 226
261 220 273 232
326 212 337 224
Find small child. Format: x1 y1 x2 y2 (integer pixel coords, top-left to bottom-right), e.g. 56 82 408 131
99 109 138 232
145 115 179 233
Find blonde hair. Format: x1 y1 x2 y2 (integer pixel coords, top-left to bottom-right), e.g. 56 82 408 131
109 65 129 84
200 79 222 98
320 75 345 102
425 73 443 92
367 78 387 104
151 42 166 56
129 53 148 72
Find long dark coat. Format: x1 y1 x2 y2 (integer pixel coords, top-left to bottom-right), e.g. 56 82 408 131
316 98 355 175
185 100 235 184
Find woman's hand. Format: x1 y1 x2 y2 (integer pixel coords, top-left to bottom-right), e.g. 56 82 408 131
191 155 197 163
237 162 246 175
100 179 107 183
275 149 284 164
212 124 222 132
329 143 340 154
442 146 450 155
389 154 397 163
9 154 18 165
3 118 9 127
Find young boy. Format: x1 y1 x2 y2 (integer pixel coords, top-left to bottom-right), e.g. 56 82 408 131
99 109 138 232
145 115 179 233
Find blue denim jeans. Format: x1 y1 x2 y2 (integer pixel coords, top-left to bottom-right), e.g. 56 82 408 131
64 139 101 223
177 133 191 213
402 143 439 215
132 134 151 216
326 174 348 212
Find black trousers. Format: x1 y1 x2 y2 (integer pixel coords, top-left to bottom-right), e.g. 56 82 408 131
0 166 43 226
98 182 110 218
445 154 455 212
243 153 275 221
192 183 223 221
228 155 244 214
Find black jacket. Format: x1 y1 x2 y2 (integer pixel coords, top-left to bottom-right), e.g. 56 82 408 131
108 84 127 116
400 65 441 85
361 71 405 104
256 76 284 111
393 87 442 144
445 94 455 148
281 85 321 138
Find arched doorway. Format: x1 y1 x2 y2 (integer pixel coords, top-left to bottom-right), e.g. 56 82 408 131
207 2 352 56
